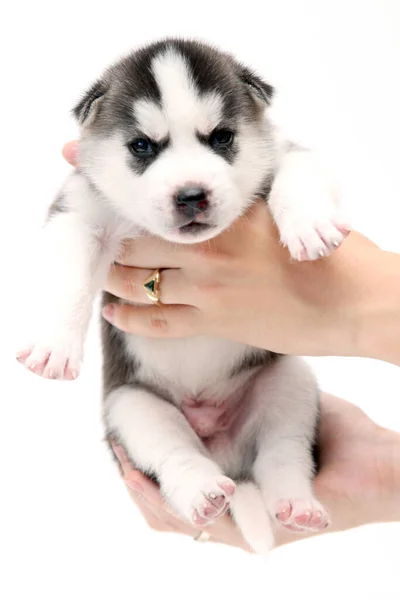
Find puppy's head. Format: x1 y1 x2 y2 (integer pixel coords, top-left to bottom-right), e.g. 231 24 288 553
75 39 275 243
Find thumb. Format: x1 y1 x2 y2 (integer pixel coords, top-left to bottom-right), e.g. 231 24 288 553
62 141 79 166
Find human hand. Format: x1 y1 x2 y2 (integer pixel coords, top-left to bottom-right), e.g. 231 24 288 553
63 139 400 363
103 208 382 357
62 142 400 547
111 393 400 550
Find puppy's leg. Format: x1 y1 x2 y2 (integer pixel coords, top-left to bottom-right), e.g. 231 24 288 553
252 356 330 533
269 145 350 261
105 386 236 526
17 176 119 379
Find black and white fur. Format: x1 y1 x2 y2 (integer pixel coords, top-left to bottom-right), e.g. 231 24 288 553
18 39 348 554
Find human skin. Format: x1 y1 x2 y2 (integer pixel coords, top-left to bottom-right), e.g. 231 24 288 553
112 394 400 550
62 140 400 550
63 140 400 365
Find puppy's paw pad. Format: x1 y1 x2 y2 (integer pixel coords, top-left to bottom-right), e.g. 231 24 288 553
275 498 330 532
191 476 236 526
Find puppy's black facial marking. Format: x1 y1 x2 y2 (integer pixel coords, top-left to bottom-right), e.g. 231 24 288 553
209 129 234 147
74 37 274 148
163 40 248 121
197 127 238 164
126 135 170 175
129 137 158 157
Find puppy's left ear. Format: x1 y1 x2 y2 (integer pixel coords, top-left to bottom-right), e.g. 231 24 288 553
238 65 274 107
72 77 108 127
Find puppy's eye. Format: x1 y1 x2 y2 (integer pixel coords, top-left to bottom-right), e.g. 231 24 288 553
209 129 234 148
129 138 156 156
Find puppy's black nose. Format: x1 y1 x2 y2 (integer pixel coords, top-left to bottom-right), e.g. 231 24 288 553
175 187 209 218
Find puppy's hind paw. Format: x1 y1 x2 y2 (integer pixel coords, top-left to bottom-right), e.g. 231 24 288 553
275 498 330 532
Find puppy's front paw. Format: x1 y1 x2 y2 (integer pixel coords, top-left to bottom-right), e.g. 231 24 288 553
190 476 236 527
280 217 351 261
17 338 82 380
275 498 330 533
269 152 350 261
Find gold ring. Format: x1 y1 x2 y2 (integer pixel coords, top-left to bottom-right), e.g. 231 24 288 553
143 269 162 304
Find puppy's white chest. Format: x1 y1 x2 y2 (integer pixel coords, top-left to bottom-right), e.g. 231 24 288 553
123 333 251 398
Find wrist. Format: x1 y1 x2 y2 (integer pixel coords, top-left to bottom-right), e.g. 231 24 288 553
356 428 400 526
356 250 400 366
376 429 400 522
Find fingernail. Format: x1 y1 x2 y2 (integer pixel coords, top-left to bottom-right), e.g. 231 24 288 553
103 304 115 322
126 478 144 494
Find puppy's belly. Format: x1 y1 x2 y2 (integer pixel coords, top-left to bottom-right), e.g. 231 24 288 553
180 394 257 478
181 396 248 440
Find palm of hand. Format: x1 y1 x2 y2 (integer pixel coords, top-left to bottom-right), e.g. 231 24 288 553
113 395 399 550
314 396 398 532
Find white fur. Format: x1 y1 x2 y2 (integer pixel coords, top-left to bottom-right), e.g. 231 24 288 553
151 50 224 135
125 334 257 400
106 386 228 517
82 131 245 241
104 355 326 554
78 51 276 244
230 483 274 555
269 148 349 260
18 45 343 552
133 99 169 142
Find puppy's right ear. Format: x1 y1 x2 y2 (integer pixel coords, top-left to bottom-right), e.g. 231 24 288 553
238 65 274 108
72 78 108 127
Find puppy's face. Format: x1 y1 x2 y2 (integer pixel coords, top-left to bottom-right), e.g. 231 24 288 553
76 40 275 243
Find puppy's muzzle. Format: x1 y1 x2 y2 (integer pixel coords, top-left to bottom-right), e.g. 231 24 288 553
175 187 209 220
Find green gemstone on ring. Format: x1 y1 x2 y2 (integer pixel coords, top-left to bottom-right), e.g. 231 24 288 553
144 279 156 294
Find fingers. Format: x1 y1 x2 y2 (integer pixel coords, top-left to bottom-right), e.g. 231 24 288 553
112 444 161 503
105 265 195 306
62 141 78 166
112 443 194 534
111 442 250 548
130 489 196 534
115 201 273 270
129 495 168 531
117 236 208 269
102 302 202 337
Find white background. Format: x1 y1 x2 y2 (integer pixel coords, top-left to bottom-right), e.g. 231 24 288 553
1 1 400 598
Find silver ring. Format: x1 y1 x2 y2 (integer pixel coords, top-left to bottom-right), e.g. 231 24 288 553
193 530 211 542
